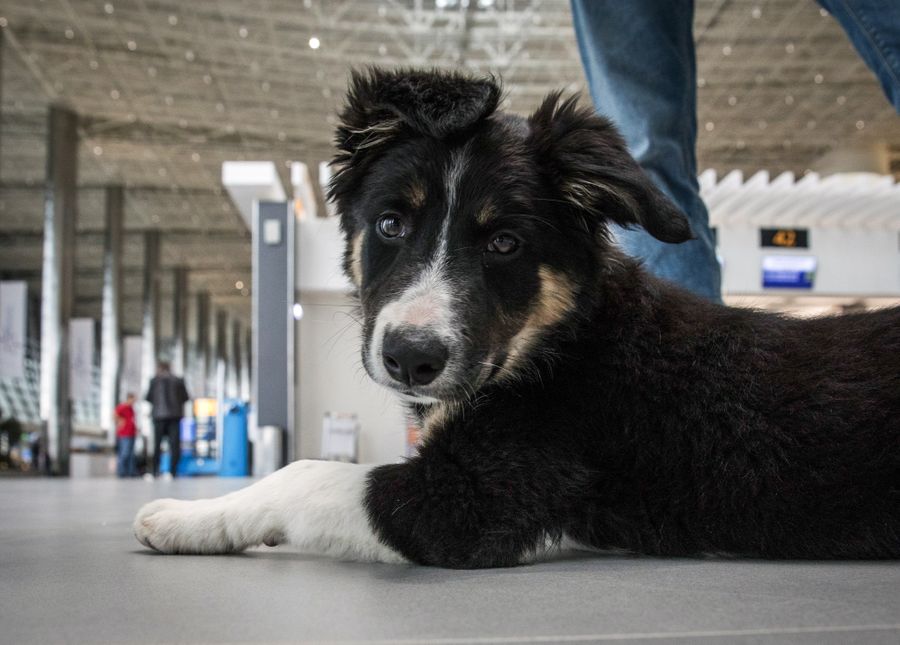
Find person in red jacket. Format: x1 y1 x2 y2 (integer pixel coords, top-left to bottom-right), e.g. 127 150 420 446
115 393 138 478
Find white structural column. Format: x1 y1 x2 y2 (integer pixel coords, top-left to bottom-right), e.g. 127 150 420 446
140 231 161 443
39 105 78 476
99 185 124 445
171 267 188 377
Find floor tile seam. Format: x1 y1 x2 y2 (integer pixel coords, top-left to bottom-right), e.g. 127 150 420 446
328 623 900 645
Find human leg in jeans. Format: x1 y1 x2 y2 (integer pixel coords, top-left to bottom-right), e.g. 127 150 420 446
166 418 182 477
570 0 721 302
117 436 135 477
152 419 166 477
817 0 900 112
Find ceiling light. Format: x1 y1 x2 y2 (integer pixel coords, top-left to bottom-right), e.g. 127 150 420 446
751 7 761 18
235 280 244 290
104 3 114 15
168 14 178 26
856 120 865 130
110 89 120 99
93 146 103 156
239 25 248 38
65 28 75 39
127 40 137 51
309 36 320 49
292 303 304 320
814 73 824 84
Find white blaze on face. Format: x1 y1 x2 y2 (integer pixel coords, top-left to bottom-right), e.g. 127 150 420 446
366 147 469 390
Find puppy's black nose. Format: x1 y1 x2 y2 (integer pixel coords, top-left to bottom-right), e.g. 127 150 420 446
382 330 448 386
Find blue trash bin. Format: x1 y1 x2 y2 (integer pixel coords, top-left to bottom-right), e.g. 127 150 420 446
220 400 249 477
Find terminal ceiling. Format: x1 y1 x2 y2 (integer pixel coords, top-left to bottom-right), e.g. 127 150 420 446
0 0 898 331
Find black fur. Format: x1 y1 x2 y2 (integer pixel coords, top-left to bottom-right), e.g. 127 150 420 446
331 68 900 568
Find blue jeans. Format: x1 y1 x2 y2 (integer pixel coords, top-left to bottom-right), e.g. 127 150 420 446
116 436 136 477
571 0 900 302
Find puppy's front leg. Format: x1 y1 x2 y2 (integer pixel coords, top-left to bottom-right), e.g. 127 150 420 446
133 460 405 563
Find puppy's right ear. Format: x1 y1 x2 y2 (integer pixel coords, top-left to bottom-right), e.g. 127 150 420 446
330 67 500 215
334 67 501 158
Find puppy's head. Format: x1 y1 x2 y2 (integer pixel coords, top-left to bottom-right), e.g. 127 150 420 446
330 68 691 404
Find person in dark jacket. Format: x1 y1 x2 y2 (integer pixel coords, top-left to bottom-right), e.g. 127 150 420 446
145 361 190 479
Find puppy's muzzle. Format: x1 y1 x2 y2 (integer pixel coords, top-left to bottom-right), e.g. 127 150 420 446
382 328 449 387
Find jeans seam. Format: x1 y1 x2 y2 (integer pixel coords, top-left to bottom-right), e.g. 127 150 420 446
835 0 900 94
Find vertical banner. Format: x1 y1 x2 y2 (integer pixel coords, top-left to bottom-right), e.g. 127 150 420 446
121 335 143 402
0 281 28 380
69 318 95 401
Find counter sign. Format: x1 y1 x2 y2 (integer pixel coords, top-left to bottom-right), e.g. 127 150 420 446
761 228 808 248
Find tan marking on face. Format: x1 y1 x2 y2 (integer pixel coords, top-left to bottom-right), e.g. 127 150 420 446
501 265 577 378
350 231 365 287
476 200 497 226
407 182 427 210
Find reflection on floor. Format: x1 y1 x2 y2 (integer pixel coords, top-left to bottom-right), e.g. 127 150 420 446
2 478 899 644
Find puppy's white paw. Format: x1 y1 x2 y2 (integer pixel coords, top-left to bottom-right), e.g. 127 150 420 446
134 498 236 554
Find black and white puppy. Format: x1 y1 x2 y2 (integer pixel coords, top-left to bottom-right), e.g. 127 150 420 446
135 69 900 567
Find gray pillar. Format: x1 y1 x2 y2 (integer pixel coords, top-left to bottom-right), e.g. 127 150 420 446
39 105 78 476
171 267 188 377
241 328 251 402
140 231 160 444
215 308 228 388
195 291 210 396
99 186 123 445
214 308 228 441
253 201 294 463
230 319 242 400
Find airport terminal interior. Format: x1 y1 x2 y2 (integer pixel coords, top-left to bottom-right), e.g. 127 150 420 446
1 1 899 643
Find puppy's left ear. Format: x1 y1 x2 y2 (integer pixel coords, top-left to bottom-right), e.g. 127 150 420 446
528 92 693 244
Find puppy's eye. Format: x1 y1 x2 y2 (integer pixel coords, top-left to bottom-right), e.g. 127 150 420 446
376 213 407 240
486 233 520 255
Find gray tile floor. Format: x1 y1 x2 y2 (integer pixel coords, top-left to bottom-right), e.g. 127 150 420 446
2 477 898 644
